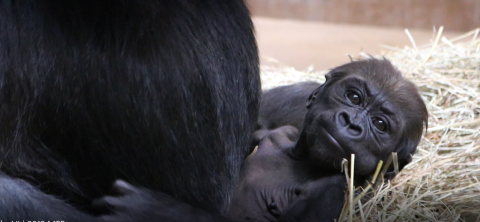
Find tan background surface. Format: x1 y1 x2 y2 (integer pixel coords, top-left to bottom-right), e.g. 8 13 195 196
254 17 462 71
247 0 480 32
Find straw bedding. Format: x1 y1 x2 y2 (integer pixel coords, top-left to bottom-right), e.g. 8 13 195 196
260 27 480 222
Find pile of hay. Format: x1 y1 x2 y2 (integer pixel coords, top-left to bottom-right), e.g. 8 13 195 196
260 27 480 221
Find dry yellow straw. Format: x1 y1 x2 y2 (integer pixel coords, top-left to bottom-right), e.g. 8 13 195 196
261 27 480 221
338 156 390 221
349 154 355 222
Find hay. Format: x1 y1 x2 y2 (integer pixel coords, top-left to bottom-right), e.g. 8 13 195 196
260 27 480 221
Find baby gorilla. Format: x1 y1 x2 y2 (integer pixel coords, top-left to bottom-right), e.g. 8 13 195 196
95 59 427 222
227 58 428 221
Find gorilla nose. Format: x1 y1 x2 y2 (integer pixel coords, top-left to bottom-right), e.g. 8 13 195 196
337 112 363 137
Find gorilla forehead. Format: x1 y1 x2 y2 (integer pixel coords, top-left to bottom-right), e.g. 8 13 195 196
329 59 427 127
328 58 428 157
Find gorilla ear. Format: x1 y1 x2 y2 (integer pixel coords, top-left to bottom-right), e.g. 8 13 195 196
306 86 322 108
306 72 335 108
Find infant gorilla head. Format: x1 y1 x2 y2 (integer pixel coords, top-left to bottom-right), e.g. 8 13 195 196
227 59 428 221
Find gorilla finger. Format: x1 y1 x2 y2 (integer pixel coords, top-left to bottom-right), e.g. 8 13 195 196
257 133 295 153
92 196 123 212
266 132 297 149
273 125 300 141
112 180 137 195
253 129 270 143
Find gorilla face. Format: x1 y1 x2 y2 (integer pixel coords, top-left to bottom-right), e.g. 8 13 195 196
303 73 401 175
298 59 428 176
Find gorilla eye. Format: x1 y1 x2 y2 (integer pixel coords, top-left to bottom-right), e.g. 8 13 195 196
372 118 387 131
347 92 361 105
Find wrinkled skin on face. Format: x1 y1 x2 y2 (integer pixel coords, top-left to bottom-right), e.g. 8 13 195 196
227 126 346 222
294 59 428 179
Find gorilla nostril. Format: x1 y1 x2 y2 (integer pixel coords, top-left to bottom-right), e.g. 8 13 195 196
338 112 349 126
337 112 363 136
348 124 362 136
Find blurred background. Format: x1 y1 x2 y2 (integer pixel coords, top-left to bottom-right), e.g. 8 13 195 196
247 0 480 70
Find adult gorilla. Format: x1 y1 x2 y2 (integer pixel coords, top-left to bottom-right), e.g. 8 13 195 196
0 0 260 221
93 59 429 222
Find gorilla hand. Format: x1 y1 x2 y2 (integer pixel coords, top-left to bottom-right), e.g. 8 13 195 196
279 174 347 222
93 180 222 222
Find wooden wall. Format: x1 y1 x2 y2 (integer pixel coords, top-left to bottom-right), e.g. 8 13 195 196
246 0 480 32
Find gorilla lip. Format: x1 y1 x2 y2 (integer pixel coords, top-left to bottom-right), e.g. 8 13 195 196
313 125 344 153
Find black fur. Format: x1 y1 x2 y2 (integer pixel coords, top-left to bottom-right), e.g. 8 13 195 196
0 172 98 221
234 59 428 221
257 82 321 131
0 0 259 219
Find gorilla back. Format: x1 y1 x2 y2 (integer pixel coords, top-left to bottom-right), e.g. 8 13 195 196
0 0 260 215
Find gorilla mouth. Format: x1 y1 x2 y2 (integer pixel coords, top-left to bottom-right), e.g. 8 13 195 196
314 125 344 153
